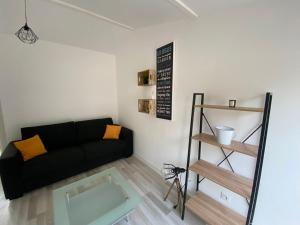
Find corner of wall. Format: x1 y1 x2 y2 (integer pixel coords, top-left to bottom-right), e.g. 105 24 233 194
0 100 8 152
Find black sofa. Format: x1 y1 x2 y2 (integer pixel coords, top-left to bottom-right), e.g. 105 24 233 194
0 118 133 200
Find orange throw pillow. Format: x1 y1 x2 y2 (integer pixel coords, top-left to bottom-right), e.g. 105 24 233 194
103 125 122 139
14 135 47 161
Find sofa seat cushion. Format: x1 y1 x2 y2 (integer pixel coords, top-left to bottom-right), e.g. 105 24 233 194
81 140 126 161
21 146 84 181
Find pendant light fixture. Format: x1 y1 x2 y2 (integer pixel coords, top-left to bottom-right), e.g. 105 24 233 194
15 0 39 44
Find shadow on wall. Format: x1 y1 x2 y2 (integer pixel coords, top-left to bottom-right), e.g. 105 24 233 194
0 100 7 152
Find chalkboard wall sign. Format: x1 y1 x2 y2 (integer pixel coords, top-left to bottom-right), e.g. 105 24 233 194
156 42 174 120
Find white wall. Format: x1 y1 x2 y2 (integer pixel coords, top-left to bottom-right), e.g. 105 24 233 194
0 100 7 151
0 34 118 142
116 1 300 225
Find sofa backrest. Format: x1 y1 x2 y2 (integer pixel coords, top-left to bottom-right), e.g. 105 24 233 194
21 122 76 151
75 118 113 144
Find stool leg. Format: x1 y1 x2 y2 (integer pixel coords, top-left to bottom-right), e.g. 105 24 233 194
173 178 181 209
176 179 183 213
164 179 176 201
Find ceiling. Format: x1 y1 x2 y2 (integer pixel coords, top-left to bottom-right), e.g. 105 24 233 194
0 0 256 53
52 0 256 29
61 0 189 29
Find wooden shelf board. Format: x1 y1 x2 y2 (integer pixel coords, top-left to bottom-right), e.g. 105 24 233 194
194 104 264 112
186 191 246 225
192 133 258 157
189 160 253 199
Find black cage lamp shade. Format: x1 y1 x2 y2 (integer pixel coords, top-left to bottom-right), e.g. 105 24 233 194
15 0 38 44
15 23 38 44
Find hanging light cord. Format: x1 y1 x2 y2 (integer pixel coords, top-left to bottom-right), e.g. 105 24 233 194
24 0 28 24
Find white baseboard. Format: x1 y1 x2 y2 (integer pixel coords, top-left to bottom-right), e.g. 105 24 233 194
133 152 194 198
133 153 163 176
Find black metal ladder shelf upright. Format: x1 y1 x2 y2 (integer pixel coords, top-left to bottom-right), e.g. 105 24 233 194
181 92 272 225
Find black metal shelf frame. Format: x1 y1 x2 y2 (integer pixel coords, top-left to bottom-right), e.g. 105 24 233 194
181 92 272 225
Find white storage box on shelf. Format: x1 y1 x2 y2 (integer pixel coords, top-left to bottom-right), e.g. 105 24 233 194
215 126 235 145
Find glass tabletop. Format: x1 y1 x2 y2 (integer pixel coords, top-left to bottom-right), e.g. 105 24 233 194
53 167 142 225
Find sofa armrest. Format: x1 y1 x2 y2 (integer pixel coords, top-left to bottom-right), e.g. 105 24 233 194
0 142 24 199
119 127 133 157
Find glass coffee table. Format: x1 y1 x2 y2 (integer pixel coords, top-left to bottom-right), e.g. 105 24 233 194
53 167 142 225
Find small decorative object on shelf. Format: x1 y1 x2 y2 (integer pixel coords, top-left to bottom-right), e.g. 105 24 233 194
215 126 235 145
138 99 155 114
229 99 237 108
138 70 156 86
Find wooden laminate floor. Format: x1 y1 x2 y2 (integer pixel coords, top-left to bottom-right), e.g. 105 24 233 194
0 156 204 225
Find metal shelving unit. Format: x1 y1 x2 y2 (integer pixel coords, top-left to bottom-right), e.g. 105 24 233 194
181 92 272 225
